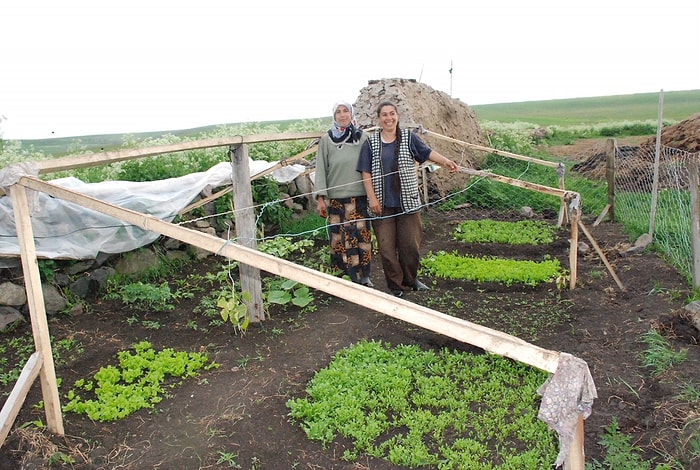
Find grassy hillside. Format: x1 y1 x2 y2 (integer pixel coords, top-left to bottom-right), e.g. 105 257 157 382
6 90 699 156
6 119 307 157
471 89 700 125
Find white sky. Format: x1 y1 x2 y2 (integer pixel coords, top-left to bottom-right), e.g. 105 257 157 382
2 0 698 140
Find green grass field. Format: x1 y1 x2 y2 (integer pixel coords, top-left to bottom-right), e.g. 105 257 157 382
471 89 699 125
6 89 699 156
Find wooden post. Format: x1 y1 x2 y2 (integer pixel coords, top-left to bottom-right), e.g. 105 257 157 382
563 415 586 470
605 139 616 222
557 163 568 227
421 166 428 205
8 184 64 435
230 145 265 323
649 90 664 239
569 209 579 290
688 161 700 289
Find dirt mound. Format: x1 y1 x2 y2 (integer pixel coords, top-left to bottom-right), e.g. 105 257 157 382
570 114 700 182
640 113 700 153
353 78 486 197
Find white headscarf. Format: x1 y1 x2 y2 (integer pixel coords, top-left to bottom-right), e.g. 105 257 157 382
328 100 362 144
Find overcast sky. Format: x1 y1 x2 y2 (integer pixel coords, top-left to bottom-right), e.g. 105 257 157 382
2 0 698 140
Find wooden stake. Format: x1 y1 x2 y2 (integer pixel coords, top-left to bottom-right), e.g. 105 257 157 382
0 352 42 445
563 415 586 470
230 145 265 322
9 184 64 436
577 220 626 291
570 210 579 290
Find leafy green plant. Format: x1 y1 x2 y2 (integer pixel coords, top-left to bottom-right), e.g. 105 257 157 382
217 289 251 334
252 177 292 232
37 259 58 282
64 341 216 422
1 332 84 389
258 237 314 259
53 338 85 367
106 281 178 312
48 451 76 466
265 279 313 308
586 418 666 470
287 339 556 468
141 320 162 330
453 219 559 245
421 250 564 286
639 329 687 377
216 450 242 468
279 214 327 239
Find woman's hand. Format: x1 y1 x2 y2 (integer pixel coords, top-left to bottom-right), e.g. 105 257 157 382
316 197 327 218
443 159 459 173
368 196 382 216
430 151 459 173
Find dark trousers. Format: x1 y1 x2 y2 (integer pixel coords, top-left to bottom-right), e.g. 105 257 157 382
371 208 422 292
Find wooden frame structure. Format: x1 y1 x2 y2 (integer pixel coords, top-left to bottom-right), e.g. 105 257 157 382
0 130 596 468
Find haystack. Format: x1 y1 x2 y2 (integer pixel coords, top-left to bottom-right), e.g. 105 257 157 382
639 113 700 153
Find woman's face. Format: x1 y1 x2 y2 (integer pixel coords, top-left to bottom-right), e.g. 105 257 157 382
378 105 398 131
334 105 352 127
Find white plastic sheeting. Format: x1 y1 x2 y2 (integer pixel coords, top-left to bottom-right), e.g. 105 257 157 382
0 160 307 264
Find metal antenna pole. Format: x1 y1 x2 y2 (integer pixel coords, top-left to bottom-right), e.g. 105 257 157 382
449 60 453 96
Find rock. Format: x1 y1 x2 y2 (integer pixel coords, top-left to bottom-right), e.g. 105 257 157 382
578 241 591 255
114 249 158 275
42 283 67 315
0 306 24 331
0 281 27 306
520 206 534 218
684 301 700 332
163 237 183 250
64 260 96 276
625 233 652 255
69 276 92 299
91 266 116 292
53 272 72 288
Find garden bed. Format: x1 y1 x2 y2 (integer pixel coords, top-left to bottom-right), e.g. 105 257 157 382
1 209 698 469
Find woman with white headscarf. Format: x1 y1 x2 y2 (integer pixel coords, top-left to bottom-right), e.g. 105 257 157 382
314 100 373 286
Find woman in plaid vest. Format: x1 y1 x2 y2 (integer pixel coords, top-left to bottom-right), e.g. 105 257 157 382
357 101 458 297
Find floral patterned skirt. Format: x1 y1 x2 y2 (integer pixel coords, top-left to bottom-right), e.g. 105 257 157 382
327 196 372 283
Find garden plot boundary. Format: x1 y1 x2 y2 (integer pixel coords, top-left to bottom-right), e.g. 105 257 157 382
1 129 595 469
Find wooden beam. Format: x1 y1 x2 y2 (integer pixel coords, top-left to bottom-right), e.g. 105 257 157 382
17 175 563 374
421 129 561 168
0 352 42 446
459 167 576 200
593 204 611 227
577 220 626 292
9 184 64 436
32 132 323 174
